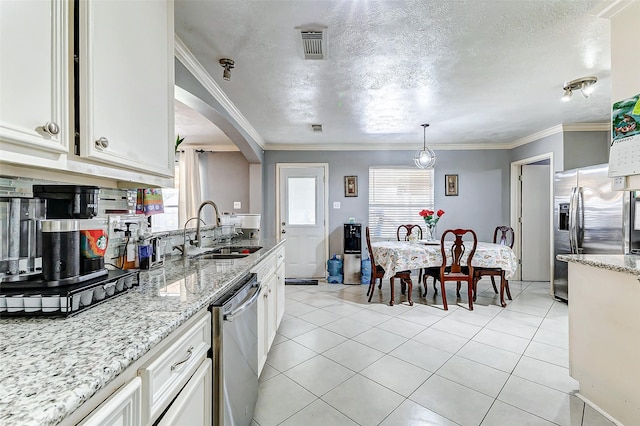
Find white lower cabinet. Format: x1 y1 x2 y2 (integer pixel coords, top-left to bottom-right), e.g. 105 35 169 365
138 311 211 425
253 243 286 376
157 358 212 426
80 377 142 426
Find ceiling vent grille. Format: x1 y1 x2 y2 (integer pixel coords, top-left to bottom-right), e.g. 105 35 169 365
310 124 323 133
297 26 327 60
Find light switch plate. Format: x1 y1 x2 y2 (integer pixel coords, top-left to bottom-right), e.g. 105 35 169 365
612 176 626 190
233 201 241 209
333 202 341 209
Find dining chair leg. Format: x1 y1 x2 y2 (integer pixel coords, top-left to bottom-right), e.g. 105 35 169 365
502 271 512 300
440 280 448 310
467 279 474 311
389 277 396 306
490 276 498 294
499 277 506 307
367 279 376 302
405 277 414 306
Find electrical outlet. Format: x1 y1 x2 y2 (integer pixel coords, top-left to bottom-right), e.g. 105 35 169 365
612 176 626 190
233 201 241 209
333 202 341 209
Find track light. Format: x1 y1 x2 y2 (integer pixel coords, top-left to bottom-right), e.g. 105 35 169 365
561 76 597 101
219 58 235 81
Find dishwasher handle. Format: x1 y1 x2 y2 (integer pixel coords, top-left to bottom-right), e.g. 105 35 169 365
224 283 262 322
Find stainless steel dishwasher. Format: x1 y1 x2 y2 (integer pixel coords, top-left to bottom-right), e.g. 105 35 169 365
210 273 260 426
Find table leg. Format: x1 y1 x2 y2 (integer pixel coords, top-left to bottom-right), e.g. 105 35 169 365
499 272 506 307
390 277 395 306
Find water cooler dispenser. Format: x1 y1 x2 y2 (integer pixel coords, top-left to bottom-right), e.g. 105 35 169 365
343 223 361 284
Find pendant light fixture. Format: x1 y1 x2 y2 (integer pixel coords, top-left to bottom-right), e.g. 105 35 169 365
414 123 437 169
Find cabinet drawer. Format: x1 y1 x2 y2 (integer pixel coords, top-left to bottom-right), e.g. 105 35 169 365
139 311 211 424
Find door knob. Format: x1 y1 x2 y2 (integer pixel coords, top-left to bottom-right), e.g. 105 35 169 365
42 121 59 136
95 137 109 149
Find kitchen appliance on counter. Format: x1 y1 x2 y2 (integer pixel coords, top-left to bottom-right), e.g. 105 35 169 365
0 197 45 282
553 163 634 301
0 185 140 316
235 214 261 239
210 273 260 426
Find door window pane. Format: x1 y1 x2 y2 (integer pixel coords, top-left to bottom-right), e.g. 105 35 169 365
288 177 316 225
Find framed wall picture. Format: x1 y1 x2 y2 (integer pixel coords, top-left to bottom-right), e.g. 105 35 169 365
345 176 358 197
445 174 458 196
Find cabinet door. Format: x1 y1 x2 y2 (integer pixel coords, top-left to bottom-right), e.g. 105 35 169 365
276 261 286 327
266 275 277 352
157 358 212 426
78 0 174 177
0 0 69 156
257 283 269 375
80 377 142 426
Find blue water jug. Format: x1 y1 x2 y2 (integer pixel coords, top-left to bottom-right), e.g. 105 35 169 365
327 255 343 278
361 258 372 284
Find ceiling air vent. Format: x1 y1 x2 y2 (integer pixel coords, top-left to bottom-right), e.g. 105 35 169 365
296 26 327 60
310 124 323 133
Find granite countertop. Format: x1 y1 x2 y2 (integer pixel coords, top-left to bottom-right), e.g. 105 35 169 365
0 238 282 426
556 253 640 276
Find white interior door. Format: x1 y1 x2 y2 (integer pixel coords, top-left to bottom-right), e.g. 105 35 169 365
521 164 551 281
277 164 327 279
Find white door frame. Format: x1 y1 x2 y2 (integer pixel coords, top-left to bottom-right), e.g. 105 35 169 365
275 163 330 270
510 152 554 282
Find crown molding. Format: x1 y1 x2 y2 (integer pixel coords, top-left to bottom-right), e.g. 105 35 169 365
562 122 611 132
264 142 511 151
174 35 265 150
506 123 609 149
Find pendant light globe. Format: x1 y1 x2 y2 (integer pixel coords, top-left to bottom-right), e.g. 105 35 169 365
414 124 436 169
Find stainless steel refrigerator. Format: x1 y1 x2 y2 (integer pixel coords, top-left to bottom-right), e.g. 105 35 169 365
553 163 631 301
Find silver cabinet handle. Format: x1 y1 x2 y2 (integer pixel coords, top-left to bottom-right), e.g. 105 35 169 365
170 345 194 371
95 137 109 150
43 121 59 135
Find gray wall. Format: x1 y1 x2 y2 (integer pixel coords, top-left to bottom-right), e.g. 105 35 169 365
199 152 250 223
510 130 609 171
263 149 511 257
563 131 609 170
510 132 564 171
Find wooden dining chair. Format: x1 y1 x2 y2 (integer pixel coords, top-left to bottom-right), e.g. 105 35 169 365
365 226 414 306
439 228 478 310
396 224 424 293
473 225 514 307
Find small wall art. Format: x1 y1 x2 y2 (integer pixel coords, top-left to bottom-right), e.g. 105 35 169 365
445 174 458 196
345 176 358 197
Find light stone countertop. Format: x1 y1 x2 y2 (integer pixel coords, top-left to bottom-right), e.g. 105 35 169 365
0 238 282 426
556 253 640 277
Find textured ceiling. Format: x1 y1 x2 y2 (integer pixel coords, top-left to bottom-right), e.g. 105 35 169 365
175 0 611 149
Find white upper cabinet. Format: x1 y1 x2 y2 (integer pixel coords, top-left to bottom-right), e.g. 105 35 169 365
78 0 174 178
0 0 69 157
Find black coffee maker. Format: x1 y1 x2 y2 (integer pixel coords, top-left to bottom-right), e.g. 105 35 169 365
33 185 108 282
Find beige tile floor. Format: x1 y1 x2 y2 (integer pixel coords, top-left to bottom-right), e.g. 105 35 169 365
252 277 616 426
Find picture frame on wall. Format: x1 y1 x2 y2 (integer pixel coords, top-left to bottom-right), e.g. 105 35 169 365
345 176 358 197
445 174 458 196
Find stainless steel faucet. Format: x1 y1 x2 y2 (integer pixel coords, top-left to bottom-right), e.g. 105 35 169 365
173 217 206 256
194 200 220 248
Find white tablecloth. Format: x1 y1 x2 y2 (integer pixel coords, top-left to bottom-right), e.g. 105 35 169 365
371 241 518 280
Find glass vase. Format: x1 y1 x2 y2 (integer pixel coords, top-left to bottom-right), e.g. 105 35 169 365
425 224 437 241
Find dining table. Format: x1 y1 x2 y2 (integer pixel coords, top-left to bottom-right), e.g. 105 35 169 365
370 240 518 307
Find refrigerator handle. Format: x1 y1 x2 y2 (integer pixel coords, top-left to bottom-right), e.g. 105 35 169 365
576 187 584 253
568 187 578 254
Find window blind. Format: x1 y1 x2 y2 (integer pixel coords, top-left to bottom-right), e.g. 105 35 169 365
368 167 434 239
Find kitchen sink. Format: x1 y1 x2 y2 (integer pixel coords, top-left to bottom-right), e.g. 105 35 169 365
210 246 263 254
